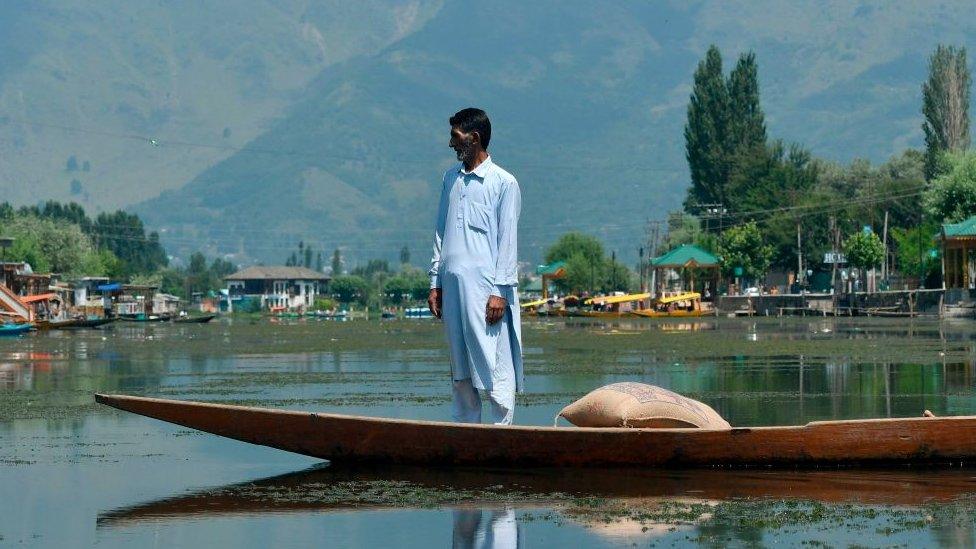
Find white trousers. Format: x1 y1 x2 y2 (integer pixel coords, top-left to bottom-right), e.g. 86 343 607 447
452 379 515 425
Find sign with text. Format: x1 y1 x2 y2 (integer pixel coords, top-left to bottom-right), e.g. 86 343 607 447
823 252 847 264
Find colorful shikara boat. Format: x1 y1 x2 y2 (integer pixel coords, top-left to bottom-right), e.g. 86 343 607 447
579 293 652 318
630 292 705 318
94 394 976 468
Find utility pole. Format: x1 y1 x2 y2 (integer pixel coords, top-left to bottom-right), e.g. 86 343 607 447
796 221 803 290
829 216 838 292
881 210 889 285
611 250 617 290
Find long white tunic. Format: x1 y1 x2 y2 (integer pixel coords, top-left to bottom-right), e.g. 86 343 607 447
429 156 524 393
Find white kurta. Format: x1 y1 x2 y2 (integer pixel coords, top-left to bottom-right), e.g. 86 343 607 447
429 156 524 402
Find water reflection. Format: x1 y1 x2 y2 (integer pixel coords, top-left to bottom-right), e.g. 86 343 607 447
96 464 976 547
453 509 519 549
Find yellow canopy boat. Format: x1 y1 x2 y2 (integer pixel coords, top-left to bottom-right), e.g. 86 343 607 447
578 293 651 318
631 292 704 318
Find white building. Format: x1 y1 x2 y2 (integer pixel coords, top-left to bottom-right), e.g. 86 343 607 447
224 266 330 311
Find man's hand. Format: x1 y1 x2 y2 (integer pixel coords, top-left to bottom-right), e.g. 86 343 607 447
428 288 442 319
485 295 507 325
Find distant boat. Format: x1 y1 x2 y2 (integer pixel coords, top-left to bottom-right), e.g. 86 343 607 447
0 323 32 336
173 314 217 324
70 317 117 329
120 313 169 322
404 307 433 319
35 318 82 330
630 292 705 318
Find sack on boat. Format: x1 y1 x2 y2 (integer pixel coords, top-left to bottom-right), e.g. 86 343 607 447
557 382 730 429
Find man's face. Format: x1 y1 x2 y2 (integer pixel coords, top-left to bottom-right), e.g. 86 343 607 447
449 127 478 163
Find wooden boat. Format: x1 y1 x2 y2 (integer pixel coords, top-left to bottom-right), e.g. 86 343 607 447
631 292 704 318
120 313 169 322
579 293 651 318
0 323 32 336
172 314 217 324
94 394 976 468
69 317 117 328
34 318 82 330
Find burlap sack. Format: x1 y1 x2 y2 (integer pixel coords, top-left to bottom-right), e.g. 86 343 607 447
557 382 730 429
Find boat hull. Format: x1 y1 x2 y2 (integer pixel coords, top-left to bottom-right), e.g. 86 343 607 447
95 394 976 468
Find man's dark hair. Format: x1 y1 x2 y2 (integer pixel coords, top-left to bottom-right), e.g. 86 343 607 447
450 108 491 150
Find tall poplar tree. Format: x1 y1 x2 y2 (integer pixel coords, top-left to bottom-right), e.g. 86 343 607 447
922 45 971 180
684 45 729 211
727 52 766 155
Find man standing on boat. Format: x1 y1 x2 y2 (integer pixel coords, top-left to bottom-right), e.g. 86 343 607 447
428 108 524 425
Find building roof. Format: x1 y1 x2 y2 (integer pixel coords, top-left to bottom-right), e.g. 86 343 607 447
650 244 720 268
535 261 567 277
225 266 330 281
943 217 976 238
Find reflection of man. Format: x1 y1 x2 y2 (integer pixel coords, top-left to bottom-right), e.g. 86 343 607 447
452 508 520 549
428 108 523 425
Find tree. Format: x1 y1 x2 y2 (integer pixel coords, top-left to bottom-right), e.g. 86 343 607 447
400 245 410 265
922 45 971 180
844 231 885 276
331 248 342 275
93 210 168 275
66 155 78 172
923 150 976 222
315 252 323 272
718 222 772 281
303 246 313 269
727 52 766 156
684 45 729 210
891 222 940 285
331 275 368 304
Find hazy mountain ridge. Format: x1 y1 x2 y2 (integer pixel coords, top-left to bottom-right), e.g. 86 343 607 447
4 1 976 265
0 0 440 209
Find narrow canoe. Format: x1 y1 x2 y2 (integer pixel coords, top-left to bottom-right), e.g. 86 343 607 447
95 394 976 468
172 314 217 324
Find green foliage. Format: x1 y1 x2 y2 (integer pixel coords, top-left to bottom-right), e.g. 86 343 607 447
93 210 168 276
924 151 976 222
313 297 338 310
685 47 767 211
1 215 100 275
544 232 634 294
922 45 971 180
331 248 342 275
684 45 730 210
331 275 368 304
382 269 429 304
718 222 772 280
843 231 885 270
891 222 940 280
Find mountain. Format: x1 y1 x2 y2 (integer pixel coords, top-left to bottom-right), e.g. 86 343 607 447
3 1 976 266
0 0 440 208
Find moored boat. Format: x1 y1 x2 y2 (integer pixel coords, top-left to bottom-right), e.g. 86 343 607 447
173 314 217 324
34 318 82 330
0 322 32 336
630 292 705 318
578 293 651 318
95 394 976 468
70 317 117 328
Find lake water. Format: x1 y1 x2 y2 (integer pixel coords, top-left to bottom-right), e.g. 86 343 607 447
2 317 976 547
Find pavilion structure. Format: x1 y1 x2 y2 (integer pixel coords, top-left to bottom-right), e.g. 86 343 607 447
941 216 976 290
649 244 721 298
